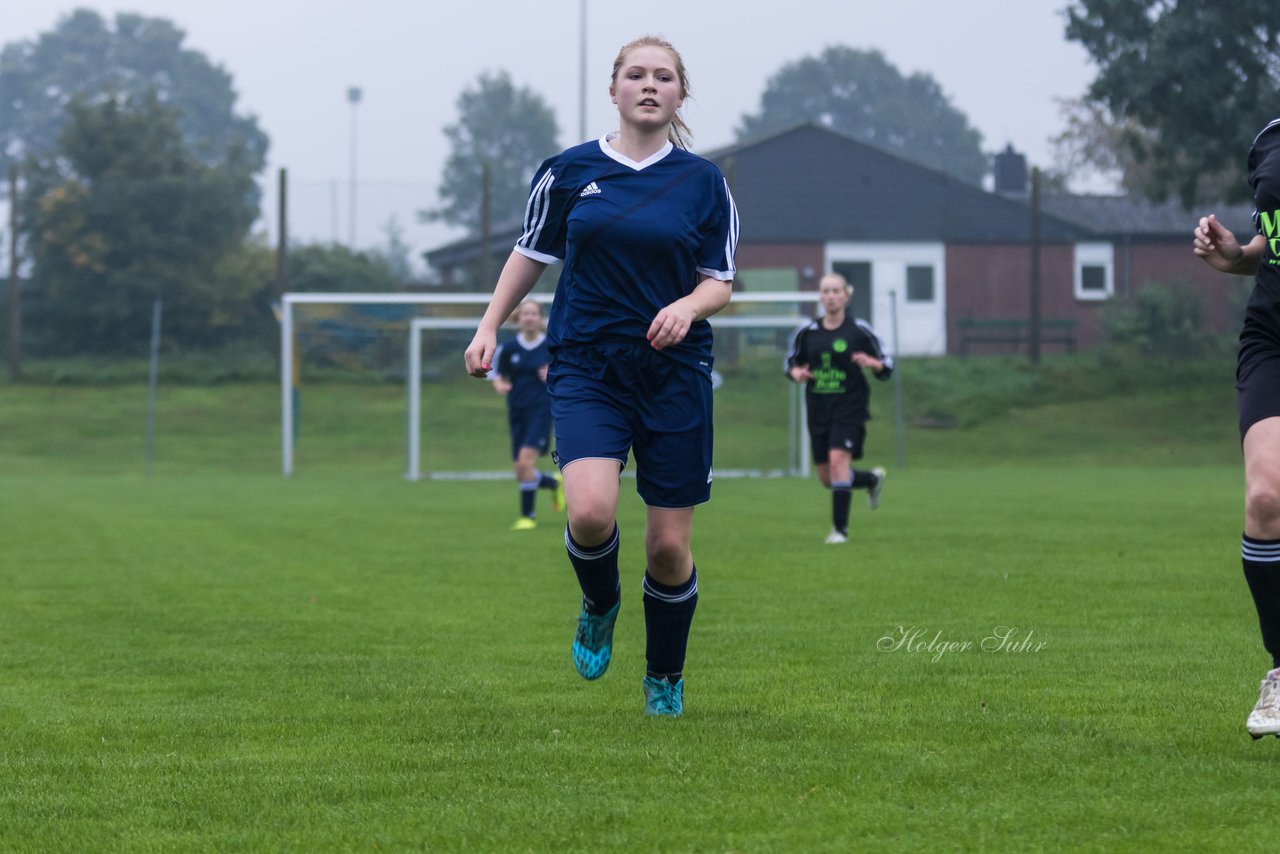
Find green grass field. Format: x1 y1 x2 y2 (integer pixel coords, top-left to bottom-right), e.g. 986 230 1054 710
0 363 1270 851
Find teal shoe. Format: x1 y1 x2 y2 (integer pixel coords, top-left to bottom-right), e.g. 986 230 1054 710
643 676 684 717
572 598 619 680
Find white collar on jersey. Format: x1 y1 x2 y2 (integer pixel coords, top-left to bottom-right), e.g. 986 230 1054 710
516 332 546 350
598 133 674 171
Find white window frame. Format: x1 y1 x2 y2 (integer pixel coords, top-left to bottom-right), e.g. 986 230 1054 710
1074 242 1114 301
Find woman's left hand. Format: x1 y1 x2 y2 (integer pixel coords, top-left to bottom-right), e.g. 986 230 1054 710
852 352 882 371
647 300 697 350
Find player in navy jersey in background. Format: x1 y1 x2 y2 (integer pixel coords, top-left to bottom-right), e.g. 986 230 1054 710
489 299 564 531
464 35 738 717
1194 118 1280 738
785 273 891 544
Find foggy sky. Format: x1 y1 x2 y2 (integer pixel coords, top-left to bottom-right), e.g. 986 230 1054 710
3 1 1100 274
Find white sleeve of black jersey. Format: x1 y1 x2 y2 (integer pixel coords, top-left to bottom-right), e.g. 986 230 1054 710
856 319 894 380
783 321 811 376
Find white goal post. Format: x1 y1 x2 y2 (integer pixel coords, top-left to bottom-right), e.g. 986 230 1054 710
404 311 816 482
279 290 911 479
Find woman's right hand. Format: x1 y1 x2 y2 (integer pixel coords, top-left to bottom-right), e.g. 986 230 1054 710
1194 214 1245 272
464 328 497 378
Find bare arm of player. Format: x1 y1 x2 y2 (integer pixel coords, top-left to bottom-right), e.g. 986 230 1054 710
464 252 548 378
852 352 884 373
1194 214 1265 276
788 365 813 383
647 276 733 351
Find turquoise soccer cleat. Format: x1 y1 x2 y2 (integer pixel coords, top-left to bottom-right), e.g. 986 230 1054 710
643 676 684 717
572 598 620 680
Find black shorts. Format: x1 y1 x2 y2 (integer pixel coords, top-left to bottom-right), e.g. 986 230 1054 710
809 421 867 464
1237 338 1280 440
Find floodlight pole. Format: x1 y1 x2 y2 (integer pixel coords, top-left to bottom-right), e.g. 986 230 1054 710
578 0 587 142
347 86 362 248
276 168 289 295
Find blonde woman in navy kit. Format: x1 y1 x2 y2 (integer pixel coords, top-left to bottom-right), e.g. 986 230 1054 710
464 35 738 717
490 299 564 531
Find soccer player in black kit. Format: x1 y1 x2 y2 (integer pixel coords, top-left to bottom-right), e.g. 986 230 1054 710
1195 117 1280 738
785 272 892 544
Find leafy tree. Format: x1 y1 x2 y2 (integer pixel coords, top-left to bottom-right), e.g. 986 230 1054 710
378 216 415 284
24 93 263 353
0 8 268 183
287 243 403 293
424 71 559 231
1064 0 1280 205
736 46 988 185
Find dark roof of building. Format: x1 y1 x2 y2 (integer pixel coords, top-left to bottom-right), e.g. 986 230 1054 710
1041 193 1254 241
703 123 1088 243
425 219 523 270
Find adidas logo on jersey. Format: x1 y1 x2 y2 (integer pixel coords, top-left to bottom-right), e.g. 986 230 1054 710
579 182 602 197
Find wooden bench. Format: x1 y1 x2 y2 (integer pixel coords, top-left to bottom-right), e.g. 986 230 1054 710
955 318 1077 355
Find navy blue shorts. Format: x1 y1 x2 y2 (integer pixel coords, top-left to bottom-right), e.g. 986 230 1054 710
547 342 714 509
508 404 552 460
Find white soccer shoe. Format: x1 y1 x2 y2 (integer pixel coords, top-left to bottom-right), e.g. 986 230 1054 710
1247 674 1280 739
824 529 847 545
868 467 887 510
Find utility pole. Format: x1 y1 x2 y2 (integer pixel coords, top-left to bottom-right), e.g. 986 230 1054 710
347 86 362 247
276 168 289 296
578 0 587 142
1029 166 1043 365
480 161 492 288
8 164 20 381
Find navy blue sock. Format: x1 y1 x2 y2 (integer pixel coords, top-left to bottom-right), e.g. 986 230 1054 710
831 480 852 535
538 472 557 490
1243 534 1280 668
851 469 876 489
519 479 538 518
566 523 620 615
643 567 698 681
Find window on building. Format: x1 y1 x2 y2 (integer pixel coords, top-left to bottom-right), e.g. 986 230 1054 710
1073 243 1114 301
1080 265 1107 294
906 265 935 302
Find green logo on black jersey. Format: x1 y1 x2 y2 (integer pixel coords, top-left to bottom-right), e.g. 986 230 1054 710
1262 211 1280 264
832 338 848 353
813 352 847 394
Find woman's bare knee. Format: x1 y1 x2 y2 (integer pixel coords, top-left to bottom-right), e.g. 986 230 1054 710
1247 481 1280 533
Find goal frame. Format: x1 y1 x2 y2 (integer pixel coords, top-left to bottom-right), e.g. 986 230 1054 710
278 291 897 479
404 311 816 482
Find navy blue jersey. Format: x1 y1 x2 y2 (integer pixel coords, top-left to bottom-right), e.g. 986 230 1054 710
1242 118 1280 353
494 333 552 411
514 135 738 372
